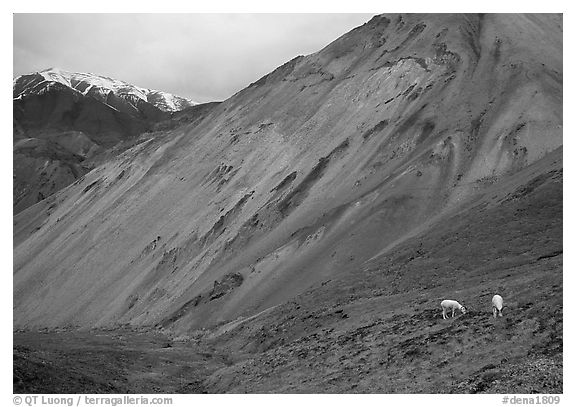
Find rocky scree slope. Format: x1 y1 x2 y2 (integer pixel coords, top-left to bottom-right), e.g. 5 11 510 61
14 14 562 337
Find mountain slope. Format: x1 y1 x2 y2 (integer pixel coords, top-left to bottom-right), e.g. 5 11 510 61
14 149 562 393
14 13 562 338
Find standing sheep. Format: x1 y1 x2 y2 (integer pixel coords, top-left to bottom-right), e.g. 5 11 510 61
492 294 503 318
441 299 467 319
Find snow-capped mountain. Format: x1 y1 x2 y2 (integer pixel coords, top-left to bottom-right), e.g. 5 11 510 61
13 68 197 112
13 68 200 214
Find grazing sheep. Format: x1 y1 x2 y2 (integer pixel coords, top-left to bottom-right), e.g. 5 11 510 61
441 299 467 319
492 294 503 318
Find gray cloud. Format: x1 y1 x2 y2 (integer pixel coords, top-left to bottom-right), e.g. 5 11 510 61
13 13 374 103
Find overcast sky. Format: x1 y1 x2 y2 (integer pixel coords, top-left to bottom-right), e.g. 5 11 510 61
13 14 374 103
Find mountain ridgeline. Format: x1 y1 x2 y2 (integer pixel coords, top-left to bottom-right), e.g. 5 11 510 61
14 12 562 340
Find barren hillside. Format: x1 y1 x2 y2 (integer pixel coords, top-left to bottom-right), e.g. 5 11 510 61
14 13 562 393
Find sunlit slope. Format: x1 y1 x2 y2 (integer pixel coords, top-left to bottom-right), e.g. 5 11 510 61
14 14 562 330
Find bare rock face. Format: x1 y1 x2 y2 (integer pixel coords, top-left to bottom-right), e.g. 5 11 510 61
14 14 562 333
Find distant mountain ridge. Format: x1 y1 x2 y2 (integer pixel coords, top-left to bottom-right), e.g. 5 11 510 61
14 68 197 112
13 68 202 214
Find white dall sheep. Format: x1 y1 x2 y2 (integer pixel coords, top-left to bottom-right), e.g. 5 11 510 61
441 299 467 319
492 294 503 318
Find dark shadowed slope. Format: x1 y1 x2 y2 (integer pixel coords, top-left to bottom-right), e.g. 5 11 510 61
14 13 561 343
